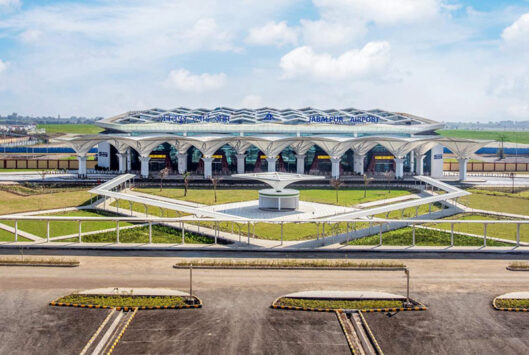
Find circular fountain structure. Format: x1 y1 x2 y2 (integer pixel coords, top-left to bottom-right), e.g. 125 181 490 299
232 172 325 211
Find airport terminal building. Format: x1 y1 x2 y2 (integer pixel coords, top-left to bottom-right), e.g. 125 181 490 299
61 107 490 180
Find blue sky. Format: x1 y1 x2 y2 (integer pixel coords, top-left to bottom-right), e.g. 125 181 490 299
1 0 529 122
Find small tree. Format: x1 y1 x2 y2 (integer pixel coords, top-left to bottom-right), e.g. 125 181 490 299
210 176 221 203
39 170 47 181
182 171 191 197
363 174 374 198
383 170 395 194
159 167 170 191
330 178 344 203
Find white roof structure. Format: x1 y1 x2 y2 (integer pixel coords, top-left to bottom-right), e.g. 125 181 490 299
232 172 325 191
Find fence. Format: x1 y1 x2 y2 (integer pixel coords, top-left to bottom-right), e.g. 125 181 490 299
444 161 529 172
0 159 98 170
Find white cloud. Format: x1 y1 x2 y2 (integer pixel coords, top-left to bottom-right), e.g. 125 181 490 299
0 59 7 74
165 69 226 92
300 20 366 49
19 29 42 43
313 0 443 25
246 21 297 47
240 94 262 108
502 13 529 49
280 41 390 80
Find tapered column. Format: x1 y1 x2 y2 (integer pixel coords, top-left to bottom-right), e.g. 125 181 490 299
139 156 150 178
394 158 405 178
236 154 246 174
410 152 415 174
458 158 468 181
126 148 131 172
117 153 126 173
330 157 341 178
353 153 365 175
266 157 277 172
415 153 425 175
77 155 87 176
202 156 214 178
177 153 188 174
295 154 305 174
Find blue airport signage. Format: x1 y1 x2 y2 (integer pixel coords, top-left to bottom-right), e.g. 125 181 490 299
309 114 379 125
161 113 230 124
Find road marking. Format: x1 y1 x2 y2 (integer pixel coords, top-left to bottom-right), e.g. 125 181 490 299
90 311 124 355
79 309 115 355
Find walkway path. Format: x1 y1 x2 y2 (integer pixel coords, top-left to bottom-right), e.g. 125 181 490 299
0 222 43 241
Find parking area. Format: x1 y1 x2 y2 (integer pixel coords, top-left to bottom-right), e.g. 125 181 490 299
0 252 528 354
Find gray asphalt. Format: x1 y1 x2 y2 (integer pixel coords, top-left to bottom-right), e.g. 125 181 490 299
115 289 349 355
1 255 529 354
364 292 529 354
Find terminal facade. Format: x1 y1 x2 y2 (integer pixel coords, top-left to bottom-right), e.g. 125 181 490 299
61 107 489 180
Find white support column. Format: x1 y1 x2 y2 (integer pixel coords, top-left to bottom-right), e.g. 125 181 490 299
410 152 415 174
202 156 214 178
295 154 305 174
394 158 405 179
126 148 132 172
353 153 365 175
458 158 469 181
177 153 188 174
117 153 126 173
266 157 277 172
330 157 341 178
430 144 444 178
77 155 87 176
415 153 425 175
139 156 150 178
236 154 246 174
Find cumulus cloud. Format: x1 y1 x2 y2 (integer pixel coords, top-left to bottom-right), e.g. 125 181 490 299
280 41 390 80
246 21 297 47
502 13 529 50
300 20 366 49
18 29 42 43
165 69 226 92
240 94 262 108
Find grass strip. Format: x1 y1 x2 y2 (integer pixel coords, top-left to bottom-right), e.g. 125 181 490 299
0 256 79 265
277 297 403 310
346 227 512 246
495 298 529 309
57 224 214 244
174 259 405 268
508 261 529 270
54 294 186 308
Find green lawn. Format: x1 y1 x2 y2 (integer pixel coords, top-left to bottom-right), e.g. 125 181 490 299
427 213 529 243
458 189 529 216
346 226 512 246
135 187 411 207
0 188 92 215
58 224 213 244
0 228 31 242
38 123 103 135
437 129 529 145
1 210 131 238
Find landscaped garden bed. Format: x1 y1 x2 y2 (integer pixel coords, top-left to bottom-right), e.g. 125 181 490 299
507 262 529 271
274 297 404 310
0 256 79 267
173 259 405 269
494 298 529 310
52 294 189 308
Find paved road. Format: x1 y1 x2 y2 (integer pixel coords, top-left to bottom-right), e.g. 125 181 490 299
1 255 528 354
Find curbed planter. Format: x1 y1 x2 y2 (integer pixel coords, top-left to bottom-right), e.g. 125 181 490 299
506 267 529 271
173 265 405 271
0 262 79 267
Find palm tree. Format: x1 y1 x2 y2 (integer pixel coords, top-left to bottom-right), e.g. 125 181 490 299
330 178 344 203
363 174 373 198
182 171 191 197
210 176 221 203
159 167 170 191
